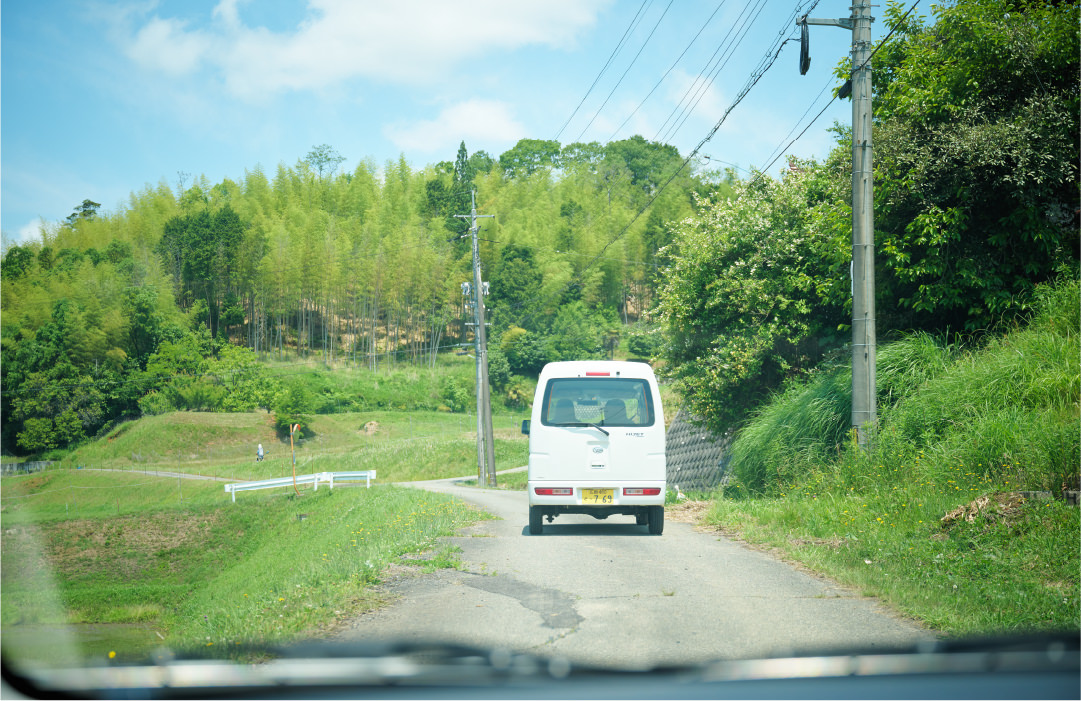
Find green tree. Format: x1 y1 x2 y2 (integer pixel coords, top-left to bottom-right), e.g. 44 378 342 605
125 287 164 367
158 205 247 336
64 199 101 228
548 301 615 361
1 245 35 280
273 382 313 435
657 167 847 432
12 370 106 451
604 135 683 196
863 0 1080 331
489 244 542 328
498 138 561 178
215 343 279 412
304 144 346 180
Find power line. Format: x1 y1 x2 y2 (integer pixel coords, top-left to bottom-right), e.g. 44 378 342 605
554 0 652 141
573 0 675 144
659 0 771 146
752 76 837 178
513 0 822 331
651 0 765 145
744 0 924 186
606 0 730 143
476 237 659 269
856 0 922 71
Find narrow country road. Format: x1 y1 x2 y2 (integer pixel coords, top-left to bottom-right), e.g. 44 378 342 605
337 477 932 669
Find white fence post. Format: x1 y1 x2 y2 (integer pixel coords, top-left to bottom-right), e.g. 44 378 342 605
223 471 377 502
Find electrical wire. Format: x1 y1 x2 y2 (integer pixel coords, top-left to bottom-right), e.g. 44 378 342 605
656 0 769 146
573 0 675 144
650 0 763 145
606 0 729 143
753 76 836 176
512 0 824 331
553 0 652 141
742 0 924 187
854 0 923 73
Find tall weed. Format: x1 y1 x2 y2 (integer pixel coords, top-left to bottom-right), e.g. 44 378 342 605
730 332 953 493
709 277 1080 634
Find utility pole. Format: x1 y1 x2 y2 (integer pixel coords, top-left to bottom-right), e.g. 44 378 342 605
455 192 498 486
799 0 876 447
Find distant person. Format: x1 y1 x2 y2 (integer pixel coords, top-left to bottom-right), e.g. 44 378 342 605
256 444 264 462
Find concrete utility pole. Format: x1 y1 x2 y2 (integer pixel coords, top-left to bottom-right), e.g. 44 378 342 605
799 0 877 447
455 192 498 486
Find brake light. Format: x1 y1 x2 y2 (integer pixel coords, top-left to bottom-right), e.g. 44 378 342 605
534 488 573 496
585 371 610 376
623 488 662 496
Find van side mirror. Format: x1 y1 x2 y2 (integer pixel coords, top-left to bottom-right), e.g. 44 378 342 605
521 419 530 435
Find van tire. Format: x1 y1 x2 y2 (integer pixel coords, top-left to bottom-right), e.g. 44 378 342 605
529 507 543 535
647 506 664 535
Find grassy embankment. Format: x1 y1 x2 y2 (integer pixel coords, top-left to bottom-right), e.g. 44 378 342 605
1 403 528 664
707 278 1080 634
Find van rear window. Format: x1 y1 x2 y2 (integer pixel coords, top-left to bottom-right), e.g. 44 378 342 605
541 378 655 427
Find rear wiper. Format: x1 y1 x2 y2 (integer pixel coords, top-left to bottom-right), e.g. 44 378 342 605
555 422 609 436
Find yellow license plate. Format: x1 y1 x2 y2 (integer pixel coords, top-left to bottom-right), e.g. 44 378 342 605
581 488 614 505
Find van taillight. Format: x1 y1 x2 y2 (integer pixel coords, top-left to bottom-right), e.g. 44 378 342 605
535 488 573 496
585 371 610 376
623 488 661 496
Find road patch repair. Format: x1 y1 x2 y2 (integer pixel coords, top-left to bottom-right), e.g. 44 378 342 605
462 573 582 630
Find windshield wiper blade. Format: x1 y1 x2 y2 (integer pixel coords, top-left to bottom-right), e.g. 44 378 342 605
555 422 609 436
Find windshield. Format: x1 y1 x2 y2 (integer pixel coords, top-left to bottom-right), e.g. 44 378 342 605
2 0 1078 697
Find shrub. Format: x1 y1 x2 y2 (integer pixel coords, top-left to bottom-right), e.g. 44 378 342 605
138 390 175 416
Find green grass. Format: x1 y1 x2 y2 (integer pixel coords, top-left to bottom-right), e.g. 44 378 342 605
2 479 491 664
1 409 521 665
708 278 1080 635
57 409 528 481
0 470 224 524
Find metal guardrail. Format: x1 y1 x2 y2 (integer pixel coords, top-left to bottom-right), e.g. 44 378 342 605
224 470 377 502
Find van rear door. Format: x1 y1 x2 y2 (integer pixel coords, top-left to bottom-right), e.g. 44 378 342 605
531 375 663 483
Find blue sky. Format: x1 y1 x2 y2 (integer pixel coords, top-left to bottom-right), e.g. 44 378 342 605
2 0 863 246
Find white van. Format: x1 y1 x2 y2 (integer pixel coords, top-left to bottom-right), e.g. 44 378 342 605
521 360 666 535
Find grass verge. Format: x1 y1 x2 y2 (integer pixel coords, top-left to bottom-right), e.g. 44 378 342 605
2 483 490 664
707 278 1080 635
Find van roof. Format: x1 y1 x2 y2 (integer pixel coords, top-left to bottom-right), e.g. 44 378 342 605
538 360 657 381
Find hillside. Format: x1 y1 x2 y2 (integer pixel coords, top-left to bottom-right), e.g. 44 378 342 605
39 407 529 485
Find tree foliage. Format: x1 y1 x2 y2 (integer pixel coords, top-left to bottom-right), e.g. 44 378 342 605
657 167 848 431
866 0 1080 331
2 135 708 454
658 0 1079 433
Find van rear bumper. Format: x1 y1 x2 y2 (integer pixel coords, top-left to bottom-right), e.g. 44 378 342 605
529 504 655 520
528 482 666 508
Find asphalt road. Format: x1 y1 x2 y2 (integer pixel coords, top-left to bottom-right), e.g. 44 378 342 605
337 477 932 669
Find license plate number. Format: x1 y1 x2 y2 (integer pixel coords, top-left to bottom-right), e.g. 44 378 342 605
581 488 614 505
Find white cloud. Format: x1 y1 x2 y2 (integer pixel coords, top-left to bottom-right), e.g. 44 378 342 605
121 0 610 100
4 220 47 247
126 17 211 76
383 99 525 154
